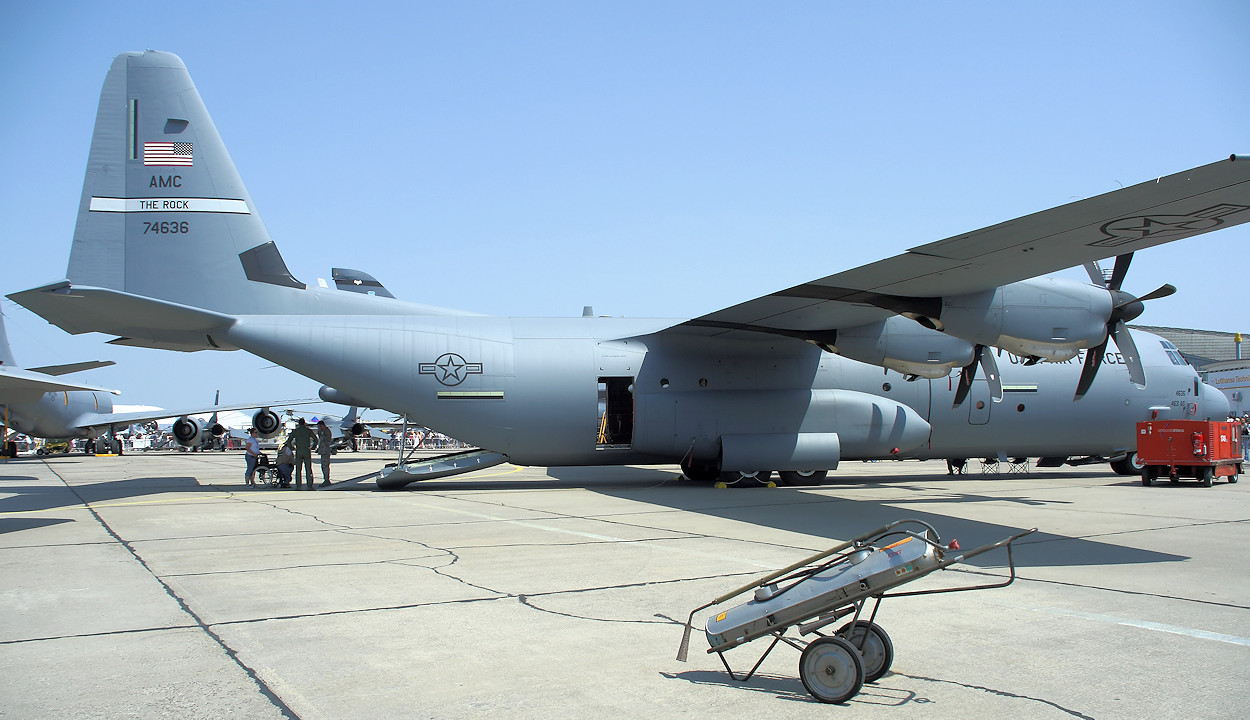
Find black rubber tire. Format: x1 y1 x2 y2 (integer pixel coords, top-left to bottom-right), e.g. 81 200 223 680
1111 453 1144 476
777 470 829 486
719 470 772 487
680 458 720 483
837 621 894 683
1141 466 1155 487
799 636 864 704
1200 467 1214 487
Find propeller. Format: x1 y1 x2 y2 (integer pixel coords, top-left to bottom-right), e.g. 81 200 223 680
1075 252 1176 400
952 344 1003 408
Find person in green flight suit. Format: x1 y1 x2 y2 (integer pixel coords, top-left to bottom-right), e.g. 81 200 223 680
288 418 317 490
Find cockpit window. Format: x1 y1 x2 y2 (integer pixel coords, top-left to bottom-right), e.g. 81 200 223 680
1159 340 1188 366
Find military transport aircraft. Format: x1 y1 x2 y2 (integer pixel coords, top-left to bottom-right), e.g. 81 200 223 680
1 309 313 451
9 51 1246 487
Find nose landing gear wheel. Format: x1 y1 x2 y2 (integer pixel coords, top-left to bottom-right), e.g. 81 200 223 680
799 636 864 704
837 621 894 683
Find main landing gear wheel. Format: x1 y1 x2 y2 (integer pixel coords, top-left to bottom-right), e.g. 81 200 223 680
777 470 828 486
680 458 720 483
799 636 864 704
837 621 894 683
718 470 773 487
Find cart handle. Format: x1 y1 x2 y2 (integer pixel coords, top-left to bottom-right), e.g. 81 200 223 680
880 527 1037 599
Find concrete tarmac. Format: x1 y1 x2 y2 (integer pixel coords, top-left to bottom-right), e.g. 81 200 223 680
1 450 1247 719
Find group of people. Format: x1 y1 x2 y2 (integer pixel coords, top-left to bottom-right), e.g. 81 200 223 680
244 418 334 489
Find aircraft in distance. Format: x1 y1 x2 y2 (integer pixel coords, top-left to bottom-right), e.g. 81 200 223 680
281 405 376 451
1 309 314 452
9 51 1247 486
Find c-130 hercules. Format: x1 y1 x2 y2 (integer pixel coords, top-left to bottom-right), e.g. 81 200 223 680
10 51 1246 487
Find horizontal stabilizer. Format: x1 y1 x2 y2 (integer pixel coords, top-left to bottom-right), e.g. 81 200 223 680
7 282 237 351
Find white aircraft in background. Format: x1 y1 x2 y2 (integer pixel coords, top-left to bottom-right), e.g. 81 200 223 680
1 310 314 452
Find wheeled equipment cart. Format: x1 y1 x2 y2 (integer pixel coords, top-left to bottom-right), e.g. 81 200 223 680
676 519 1036 704
1136 419 1243 487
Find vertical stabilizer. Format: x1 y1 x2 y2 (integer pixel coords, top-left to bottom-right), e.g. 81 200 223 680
67 51 302 313
0 311 18 368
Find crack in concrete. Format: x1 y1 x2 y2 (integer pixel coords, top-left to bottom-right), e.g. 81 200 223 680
949 565 1250 611
43 465 302 720
0 623 200 646
891 671 1096 719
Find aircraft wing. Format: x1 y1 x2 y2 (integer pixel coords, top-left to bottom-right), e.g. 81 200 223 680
70 398 319 431
676 156 1250 339
24 360 116 376
0 365 120 395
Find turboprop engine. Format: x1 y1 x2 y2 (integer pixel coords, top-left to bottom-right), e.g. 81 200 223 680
925 277 1111 363
252 408 283 438
171 416 225 447
832 316 975 378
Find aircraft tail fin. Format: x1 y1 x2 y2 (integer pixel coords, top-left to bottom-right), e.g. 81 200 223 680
0 310 18 368
12 52 469 339
66 51 300 315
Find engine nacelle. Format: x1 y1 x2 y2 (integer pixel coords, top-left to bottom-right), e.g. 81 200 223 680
252 409 283 438
349 423 366 437
833 316 974 378
935 277 1110 362
172 416 205 447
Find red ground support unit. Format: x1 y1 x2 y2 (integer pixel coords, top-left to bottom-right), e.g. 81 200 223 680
1135 419 1244 486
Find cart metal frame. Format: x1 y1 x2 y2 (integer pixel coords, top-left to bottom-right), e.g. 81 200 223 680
676 519 1036 703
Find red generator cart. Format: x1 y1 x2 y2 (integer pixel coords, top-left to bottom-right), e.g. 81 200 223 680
1136 419 1243 487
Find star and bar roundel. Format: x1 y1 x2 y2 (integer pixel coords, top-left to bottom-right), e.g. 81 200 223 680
419 353 484 386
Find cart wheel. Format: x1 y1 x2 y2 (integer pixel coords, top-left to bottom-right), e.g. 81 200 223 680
837 621 894 683
1199 467 1213 487
1229 474 1238 484
1141 466 1155 487
799 636 864 704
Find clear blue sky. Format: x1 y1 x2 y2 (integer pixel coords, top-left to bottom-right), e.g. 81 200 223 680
1 1 1247 416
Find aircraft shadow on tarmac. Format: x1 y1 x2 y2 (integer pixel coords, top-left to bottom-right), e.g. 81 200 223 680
0 474 220 515
382 465 684 493
0 516 75 534
560 468 1190 569
390 464 1188 568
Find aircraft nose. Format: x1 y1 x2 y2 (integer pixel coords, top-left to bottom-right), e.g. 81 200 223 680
1202 382 1230 419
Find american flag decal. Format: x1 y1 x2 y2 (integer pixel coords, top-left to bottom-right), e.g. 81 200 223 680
143 141 193 166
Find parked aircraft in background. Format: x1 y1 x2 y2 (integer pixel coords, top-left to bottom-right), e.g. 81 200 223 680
1 310 314 452
280 405 377 451
10 51 1246 486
